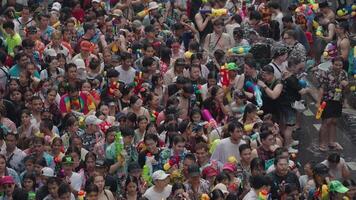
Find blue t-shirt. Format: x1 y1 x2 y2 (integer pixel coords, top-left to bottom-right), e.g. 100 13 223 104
9 64 40 79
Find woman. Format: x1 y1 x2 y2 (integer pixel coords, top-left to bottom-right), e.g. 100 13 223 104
92 172 115 200
135 115 148 145
203 19 233 56
22 173 36 194
81 152 97 188
81 81 101 107
0 154 21 187
44 87 62 126
151 73 167 105
317 56 348 151
51 137 65 161
240 103 262 135
146 93 162 122
202 85 229 124
195 2 214 43
40 55 65 82
168 182 191 200
189 53 210 80
257 65 283 125
122 96 151 121
61 115 84 150
137 134 163 172
119 176 141 200
17 109 38 149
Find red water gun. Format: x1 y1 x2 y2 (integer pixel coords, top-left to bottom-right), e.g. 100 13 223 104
316 101 327 119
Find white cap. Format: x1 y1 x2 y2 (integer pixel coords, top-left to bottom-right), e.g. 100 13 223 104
152 170 170 181
51 2 62 12
92 0 101 3
213 183 229 194
85 115 102 125
41 167 55 177
44 48 57 57
73 59 85 69
148 1 159 11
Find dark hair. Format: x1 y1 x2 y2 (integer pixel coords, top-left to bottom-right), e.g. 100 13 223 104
184 153 196 162
171 182 186 194
172 134 185 145
151 73 162 89
3 21 15 30
249 11 262 21
47 177 61 187
282 15 293 23
250 175 269 189
144 133 159 144
22 38 35 48
332 56 344 64
22 172 36 190
144 25 155 33
121 126 135 137
210 189 224 199
227 121 243 134
120 52 132 60
262 64 275 74
327 152 340 163
58 183 72 197
65 63 77 72
40 118 54 131
259 129 273 141
32 137 45 145
239 144 251 154
142 57 155 68
125 176 139 193
242 103 257 123
251 157 265 172
195 142 209 152
283 29 297 40
231 14 242 24
215 172 230 185
336 21 349 33
267 1 280 9
274 147 288 158
274 156 288 166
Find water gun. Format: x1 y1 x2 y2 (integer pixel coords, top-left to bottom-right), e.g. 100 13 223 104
193 84 202 94
132 71 144 94
323 43 338 59
353 5 356 17
201 193 210 200
184 51 193 59
199 8 228 17
245 81 263 107
228 45 251 55
137 8 149 18
316 25 323 36
28 192 36 200
316 101 327 119
258 189 269 200
202 109 218 128
336 5 355 17
295 4 316 22
163 154 180 171
209 139 220 154
350 75 356 91
78 190 85 200
228 156 237 164
142 164 152 186
114 131 124 162
220 64 230 87
321 184 329 200
108 81 120 96
150 110 159 122
299 79 308 88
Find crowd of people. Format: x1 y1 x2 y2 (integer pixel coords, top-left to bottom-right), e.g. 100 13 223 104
0 0 355 199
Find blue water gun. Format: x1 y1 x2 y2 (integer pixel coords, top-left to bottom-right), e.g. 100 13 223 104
245 81 263 107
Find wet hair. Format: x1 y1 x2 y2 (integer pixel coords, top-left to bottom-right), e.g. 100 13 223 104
210 189 224 199
227 121 243 134
242 103 257 123
171 182 186 194
251 157 265 172
327 152 341 163
239 144 251 154
249 11 262 21
58 183 72 197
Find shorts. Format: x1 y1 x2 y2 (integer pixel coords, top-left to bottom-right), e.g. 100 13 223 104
280 106 297 126
321 100 342 119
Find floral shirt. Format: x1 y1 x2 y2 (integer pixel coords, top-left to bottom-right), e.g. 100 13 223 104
184 179 210 200
316 69 348 101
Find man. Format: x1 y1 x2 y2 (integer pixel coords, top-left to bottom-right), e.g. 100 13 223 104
195 142 220 172
1 132 26 172
143 170 172 200
321 152 350 181
211 122 246 164
164 58 186 85
38 13 55 45
243 175 270 200
182 153 197 179
177 83 195 120
114 52 136 85
252 129 275 163
82 115 103 152
31 137 54 169
72 40 97 68
2 20 22 57
282 30 307 62
61 155 83 195
95 159 118 195
30 96 43 125
75 22 97 53
9 52 40 79
282 15 310 53
43 31 71 61
268 156 300 199
13 6 35 38
183 164 210 200
267 2 284 35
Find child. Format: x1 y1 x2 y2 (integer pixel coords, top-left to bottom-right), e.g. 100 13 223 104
20 155 36 181
22 173 37 193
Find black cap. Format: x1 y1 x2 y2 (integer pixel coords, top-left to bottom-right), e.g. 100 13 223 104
107 69 120 78
313 163 329 176
95 159 107 168
188 164 201 177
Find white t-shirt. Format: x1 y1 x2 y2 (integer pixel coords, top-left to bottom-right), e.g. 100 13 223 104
143 185 172 200
115 65 136 85
269 61 287 79
69 172 83 192
321 158 348 180
211 138 246 164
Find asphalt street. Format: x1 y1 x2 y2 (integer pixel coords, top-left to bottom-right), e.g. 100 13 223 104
295 99 356 178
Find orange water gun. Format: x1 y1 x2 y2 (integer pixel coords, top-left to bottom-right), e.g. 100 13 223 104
316 101 327 119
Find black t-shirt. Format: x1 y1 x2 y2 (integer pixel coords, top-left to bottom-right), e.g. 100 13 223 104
268 171 300 200
261 79 282 115
280 75 302 106
167 84 180 97
35 186 48 200
138 150 161 169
